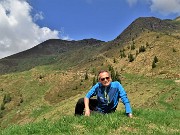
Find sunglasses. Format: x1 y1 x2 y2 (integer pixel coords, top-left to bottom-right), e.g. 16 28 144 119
100 77 110 81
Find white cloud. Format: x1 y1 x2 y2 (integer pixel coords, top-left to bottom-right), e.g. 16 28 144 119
150 0 180 15
0 0 60 59
126 0 138 7
126 0 180 15
33 11 44 22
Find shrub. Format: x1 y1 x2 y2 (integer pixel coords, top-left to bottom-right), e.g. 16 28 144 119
146 42 149 46
114 71 121 83
0 111 3 118
92 76 97 86
1 103 5 110
20 98 24 103
131 44 135 50
92 68 96 74
154 56 158 63
152 60 156 68
85 71 88 80
128 54 134 62
108 67 121 83
3 94 11 104
120 50 126 58
39 75 45 79
173 48 176 52
108 65 113 71
139 45 146 53
136 50 139 56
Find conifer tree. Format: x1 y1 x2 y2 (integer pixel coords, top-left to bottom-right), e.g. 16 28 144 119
108 65 112 71
154 56 158 63
113 58 116 63
152 60 156 68
0 103 5 110
139 45 146 53
131 43 135 50
120 50 126 58
173 48 176 52
92 76 97 86
128 53 134 62
0 111 3 118
136 50 139 56
115 71 121 83
110 68 116 81
3 94 11 104
85 71 88 80
122 51 126 57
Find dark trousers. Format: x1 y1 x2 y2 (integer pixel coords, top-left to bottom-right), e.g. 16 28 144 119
74 98 98 115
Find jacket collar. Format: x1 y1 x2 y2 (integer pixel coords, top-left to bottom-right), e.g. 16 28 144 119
98 82 112 88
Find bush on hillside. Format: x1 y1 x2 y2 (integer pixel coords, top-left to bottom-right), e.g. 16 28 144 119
0 111 3 118
128 53 134 62
85 71 88 80
173 48 176 52
92 76 98 86
152 60 156 68
0 103 5 110
3 94 11 104
136 50 139 56
139 45 146 53
120 49 126 58
154 56 158 63
131 43 135 50
108 66 121 83
113 58 117 63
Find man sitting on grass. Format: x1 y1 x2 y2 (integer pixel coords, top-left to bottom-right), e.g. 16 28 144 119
75 70 133 118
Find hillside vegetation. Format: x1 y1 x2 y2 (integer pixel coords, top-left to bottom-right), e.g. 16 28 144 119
0 17 180 134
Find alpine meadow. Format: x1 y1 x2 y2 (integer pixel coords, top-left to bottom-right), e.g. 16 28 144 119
0 17 180 134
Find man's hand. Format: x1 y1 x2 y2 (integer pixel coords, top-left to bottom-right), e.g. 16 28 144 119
128 113 133 118
84 97 90 116
84 108 91 116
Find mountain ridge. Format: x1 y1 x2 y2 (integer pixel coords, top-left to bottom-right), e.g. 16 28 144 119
3 38 105 59
115 16 179 43
0 16 179 75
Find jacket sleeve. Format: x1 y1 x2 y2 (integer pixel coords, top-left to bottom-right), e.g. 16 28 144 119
85 83 98 98
117 82 132 113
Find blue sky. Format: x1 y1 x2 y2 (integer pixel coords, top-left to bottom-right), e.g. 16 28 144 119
0 0 180 58
28 0 179 41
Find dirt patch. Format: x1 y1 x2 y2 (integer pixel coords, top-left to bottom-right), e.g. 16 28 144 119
110 125 138 134
175 80 180 83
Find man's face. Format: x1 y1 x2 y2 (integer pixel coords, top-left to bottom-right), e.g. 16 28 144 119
99 72 111 87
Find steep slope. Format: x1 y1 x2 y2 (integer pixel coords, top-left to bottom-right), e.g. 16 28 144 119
5 38 104 59
0 38 104 74
115 17 179 43
98 17 180 77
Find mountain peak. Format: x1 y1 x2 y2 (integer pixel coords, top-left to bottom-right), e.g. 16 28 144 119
77 38 105 44
114 16 177 43
174 16 180 22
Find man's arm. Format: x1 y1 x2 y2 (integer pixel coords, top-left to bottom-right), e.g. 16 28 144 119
84 97 90 116
84 83 98 116
117 82 133 118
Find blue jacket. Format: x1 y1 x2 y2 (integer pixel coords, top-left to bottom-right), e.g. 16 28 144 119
85 81 132 113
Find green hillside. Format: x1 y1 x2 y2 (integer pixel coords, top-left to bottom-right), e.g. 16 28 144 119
0 17 180 134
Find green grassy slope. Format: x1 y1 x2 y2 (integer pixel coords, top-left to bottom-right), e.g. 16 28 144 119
0 73 179 134
1 109 179 135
